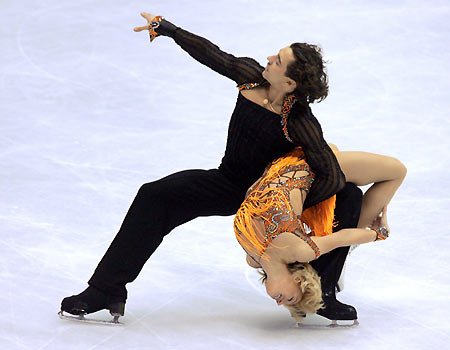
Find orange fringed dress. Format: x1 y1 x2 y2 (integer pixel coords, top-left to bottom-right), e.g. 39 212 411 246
234 147 336 262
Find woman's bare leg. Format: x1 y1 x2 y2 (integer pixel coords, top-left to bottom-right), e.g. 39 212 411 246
334 151 407 229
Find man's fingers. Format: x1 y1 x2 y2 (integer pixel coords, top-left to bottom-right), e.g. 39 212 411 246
133 25 149 32
140 12 155 21
134 12 157 32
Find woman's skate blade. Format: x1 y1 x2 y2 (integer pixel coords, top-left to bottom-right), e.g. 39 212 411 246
296 315 359 329
58 310 123 325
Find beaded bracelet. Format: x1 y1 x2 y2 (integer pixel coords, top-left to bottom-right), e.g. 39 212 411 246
370 226 389 241
148 16 163 43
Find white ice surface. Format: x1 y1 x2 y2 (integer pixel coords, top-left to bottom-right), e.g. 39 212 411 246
1 0 450 349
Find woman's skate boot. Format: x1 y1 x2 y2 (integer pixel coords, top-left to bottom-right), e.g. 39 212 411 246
59 286 126 325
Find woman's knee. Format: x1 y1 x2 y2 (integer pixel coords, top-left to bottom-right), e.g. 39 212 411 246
391 157 407 180
376 155 407 181
337 152 406 184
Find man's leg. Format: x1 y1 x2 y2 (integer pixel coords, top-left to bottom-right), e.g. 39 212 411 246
309 182 363 321
61 169 244 316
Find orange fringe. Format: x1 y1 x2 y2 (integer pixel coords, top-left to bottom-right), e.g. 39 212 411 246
234 147 336 260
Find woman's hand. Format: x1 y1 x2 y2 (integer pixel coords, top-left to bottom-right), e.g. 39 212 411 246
133 12 156 32
368 206 390 240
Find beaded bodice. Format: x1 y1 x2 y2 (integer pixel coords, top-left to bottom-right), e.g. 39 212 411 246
234 148 322 263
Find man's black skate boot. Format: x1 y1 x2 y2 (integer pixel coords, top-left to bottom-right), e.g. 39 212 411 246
309 183 363 327
316 288 358 326
317 291 357 320
61 286 125 317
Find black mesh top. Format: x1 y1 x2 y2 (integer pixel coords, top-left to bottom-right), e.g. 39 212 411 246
155 20 346 209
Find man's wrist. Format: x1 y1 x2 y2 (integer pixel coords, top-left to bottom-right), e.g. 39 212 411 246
157 19 179 38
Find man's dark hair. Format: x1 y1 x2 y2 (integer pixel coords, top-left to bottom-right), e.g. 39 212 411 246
286 43 329 106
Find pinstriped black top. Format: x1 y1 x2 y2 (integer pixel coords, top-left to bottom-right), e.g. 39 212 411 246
156 20 346 209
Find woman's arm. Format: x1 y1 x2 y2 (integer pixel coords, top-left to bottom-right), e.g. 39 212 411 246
287 108 346 209
135 13 264 85
272 225 382 264
310 203 389 257
312 228 377 256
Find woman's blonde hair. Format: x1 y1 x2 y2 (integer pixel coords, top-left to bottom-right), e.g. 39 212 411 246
259 262 323 323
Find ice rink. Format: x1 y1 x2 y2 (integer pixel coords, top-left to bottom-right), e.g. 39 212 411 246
1 0 449 349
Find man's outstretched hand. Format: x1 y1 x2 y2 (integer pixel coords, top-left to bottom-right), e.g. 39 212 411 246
133 12 156 32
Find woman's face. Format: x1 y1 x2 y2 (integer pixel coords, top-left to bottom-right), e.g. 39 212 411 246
262 46 296 86
265 269 302 306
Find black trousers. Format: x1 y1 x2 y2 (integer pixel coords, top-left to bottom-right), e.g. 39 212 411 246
310 183 362 292
89 169 362 298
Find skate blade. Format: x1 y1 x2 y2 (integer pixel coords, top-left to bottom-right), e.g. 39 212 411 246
296 319 359 329
58 311 122 325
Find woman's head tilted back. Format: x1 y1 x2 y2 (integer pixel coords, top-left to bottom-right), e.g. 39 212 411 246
287 43 329 106
259 261 324 323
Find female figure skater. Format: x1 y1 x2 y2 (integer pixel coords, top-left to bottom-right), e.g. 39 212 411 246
234 145 406 323
61 12 363 324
